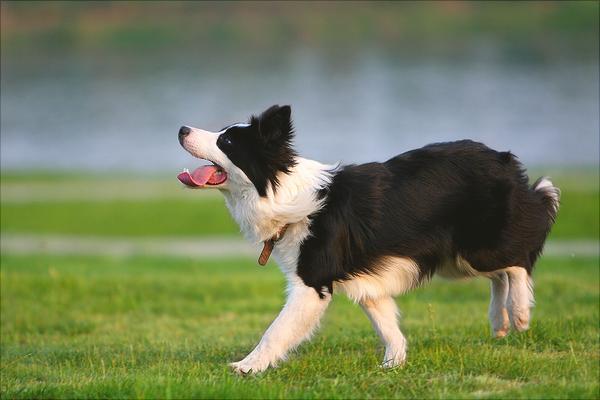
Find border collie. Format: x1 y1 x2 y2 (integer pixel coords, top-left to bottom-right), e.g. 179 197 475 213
177 105 559 374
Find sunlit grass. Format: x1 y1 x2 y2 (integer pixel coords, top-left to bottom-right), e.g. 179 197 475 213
0 199 238 237
1 254 597 399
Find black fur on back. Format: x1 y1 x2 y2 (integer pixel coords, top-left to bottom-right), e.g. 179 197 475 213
217 105 297 196
297 140 558 297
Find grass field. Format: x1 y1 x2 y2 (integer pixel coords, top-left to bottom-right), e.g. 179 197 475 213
1 172 599 398
1 255 598 399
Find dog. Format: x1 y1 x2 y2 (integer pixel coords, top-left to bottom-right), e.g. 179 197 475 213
177 105 559 374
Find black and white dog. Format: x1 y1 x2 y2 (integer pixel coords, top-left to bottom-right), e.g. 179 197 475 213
177 105 559 374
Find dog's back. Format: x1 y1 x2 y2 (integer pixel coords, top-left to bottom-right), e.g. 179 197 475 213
297 140 559 296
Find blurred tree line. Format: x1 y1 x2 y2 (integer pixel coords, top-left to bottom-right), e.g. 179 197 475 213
1 1 598 61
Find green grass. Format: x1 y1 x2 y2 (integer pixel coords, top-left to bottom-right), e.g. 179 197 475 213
0 199 239 237
551 189 599 239
1 174 598 239
1 254 598 399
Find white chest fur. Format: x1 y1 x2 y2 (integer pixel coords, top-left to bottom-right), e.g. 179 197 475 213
221 158 335 276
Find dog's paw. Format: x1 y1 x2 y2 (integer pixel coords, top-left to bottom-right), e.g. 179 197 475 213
509 308 530 332
229 357 270 375
493 327 510 338
380 348 406 369
491 307 511 338
229 361 253 375
512 316 530 332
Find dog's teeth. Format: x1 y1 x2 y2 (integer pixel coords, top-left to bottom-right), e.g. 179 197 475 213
183 168 189 173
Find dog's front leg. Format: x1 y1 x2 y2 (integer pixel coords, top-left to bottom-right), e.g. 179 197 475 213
230 280 331 374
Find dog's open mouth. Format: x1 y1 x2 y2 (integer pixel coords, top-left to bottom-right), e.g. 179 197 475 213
177 162 227 188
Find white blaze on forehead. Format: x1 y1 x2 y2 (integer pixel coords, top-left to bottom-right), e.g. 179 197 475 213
218 123 251 133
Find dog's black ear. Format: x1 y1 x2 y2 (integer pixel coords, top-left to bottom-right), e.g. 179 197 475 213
255 105 293 142
245 105 297 196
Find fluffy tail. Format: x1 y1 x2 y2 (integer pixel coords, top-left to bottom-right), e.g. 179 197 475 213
526 177 560 269
533 176 560 224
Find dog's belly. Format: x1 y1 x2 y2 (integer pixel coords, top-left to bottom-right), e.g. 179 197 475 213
435 255 507 280
333 256 421 303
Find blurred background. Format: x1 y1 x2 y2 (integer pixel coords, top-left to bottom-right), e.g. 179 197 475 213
1 1 599 172
1 0 598 249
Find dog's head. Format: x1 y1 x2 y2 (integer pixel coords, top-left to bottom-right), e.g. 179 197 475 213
178 105 297 197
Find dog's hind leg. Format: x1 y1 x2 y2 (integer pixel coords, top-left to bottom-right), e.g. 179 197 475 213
488 271 510 338
360 296 406 368
506 266 534 332
230 280 331 374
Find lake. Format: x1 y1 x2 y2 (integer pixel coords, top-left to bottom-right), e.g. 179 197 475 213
1 47 598 173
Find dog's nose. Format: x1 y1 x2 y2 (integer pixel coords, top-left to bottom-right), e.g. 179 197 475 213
178 126 191 145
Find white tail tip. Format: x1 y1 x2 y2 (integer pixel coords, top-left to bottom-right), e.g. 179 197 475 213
534 177 560 214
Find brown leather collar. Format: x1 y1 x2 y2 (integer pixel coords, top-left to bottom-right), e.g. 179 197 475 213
258 224 289 266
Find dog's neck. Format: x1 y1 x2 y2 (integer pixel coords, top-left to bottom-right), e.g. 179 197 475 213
222 157 335 243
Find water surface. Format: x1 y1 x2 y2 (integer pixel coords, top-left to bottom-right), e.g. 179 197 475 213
2 48 598 173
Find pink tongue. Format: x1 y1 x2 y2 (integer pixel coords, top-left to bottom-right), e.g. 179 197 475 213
177 166 227 187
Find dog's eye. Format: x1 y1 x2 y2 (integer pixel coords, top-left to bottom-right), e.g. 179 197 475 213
219 136 233 147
